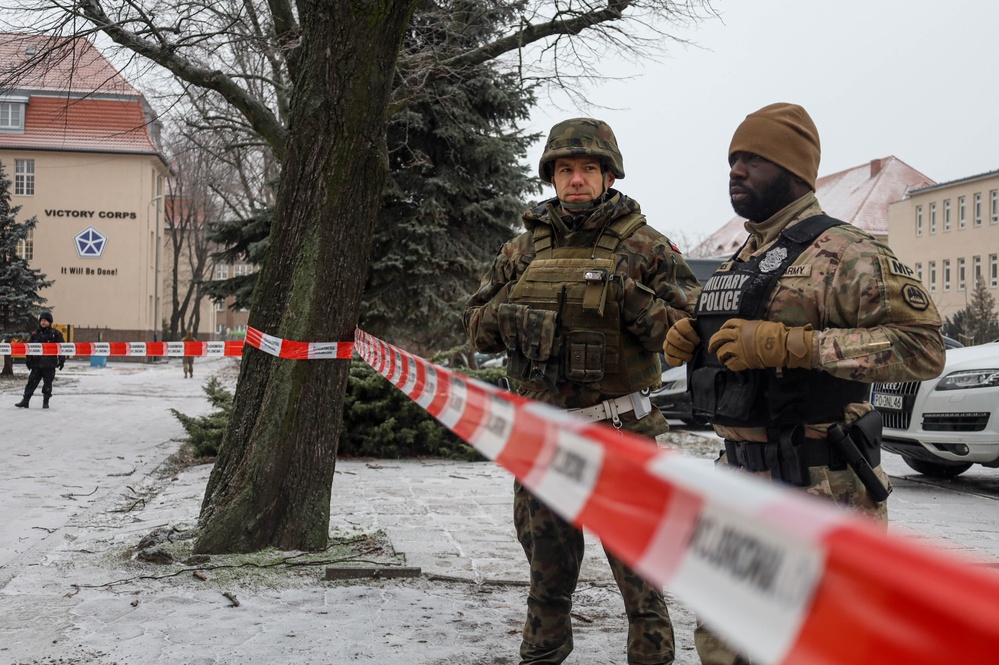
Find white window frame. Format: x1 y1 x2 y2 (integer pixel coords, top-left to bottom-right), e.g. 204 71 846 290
973 255 982 285
974 193 982 227
943 259 951 291
943 199 951 231
959 196 966 229
915 205 923 235
991 190 998 224
14 159 34 196
215 264 229 280
16 227 33 260
929 261 937 292
0 100 26 132
991 254 998 289
915 262 923 282
929 202 937 233
958 257 966 291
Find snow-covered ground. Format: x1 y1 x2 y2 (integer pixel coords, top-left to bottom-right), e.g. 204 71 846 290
0 358 703 664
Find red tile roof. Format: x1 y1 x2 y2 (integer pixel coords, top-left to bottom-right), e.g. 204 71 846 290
0 34 138 96
0 95 160 155
692 156 935 257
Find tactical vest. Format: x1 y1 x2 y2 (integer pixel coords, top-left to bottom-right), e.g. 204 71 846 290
689 215 869 427
500 212 661 395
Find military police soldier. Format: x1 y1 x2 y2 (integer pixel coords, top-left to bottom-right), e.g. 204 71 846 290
663 103 946 665
463 118 700 665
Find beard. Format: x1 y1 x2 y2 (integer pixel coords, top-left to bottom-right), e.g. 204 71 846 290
730 170 797 222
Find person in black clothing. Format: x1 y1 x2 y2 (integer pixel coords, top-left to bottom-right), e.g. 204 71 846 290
15 312 65 409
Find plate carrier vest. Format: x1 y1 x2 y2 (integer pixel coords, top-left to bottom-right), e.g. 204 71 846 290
501 212 661 396
689 215 869 427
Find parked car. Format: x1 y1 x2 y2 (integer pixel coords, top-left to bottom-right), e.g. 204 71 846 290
873 341 999 477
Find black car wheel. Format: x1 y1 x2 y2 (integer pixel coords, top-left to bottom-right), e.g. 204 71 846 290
900 455 973 478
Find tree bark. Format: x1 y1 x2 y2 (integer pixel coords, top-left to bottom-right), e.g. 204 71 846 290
193 2 421 553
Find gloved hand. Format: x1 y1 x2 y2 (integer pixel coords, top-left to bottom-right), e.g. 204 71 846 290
58 359 65 371
663 318 700 366
707 318 813 372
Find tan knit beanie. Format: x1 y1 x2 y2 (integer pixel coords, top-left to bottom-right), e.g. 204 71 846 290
728 103 821 190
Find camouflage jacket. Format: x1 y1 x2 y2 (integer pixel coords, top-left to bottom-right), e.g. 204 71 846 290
712 195 946 442
463 191 700 421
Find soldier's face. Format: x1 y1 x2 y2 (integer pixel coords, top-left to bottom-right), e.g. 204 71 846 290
728 151 796 222
553 156 613 204
39 318 50 328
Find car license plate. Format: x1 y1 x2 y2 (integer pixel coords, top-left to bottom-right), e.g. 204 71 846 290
873 393 903 411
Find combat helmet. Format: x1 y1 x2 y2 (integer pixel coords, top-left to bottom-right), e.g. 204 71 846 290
538 118 625 182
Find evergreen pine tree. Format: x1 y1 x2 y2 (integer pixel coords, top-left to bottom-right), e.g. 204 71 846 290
0 160 53 375
204 2 540 353
965 273 999 345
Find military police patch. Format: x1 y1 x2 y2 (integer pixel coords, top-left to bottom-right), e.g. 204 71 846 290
901 284 930 310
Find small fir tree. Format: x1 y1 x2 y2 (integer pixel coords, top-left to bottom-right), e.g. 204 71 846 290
0 160 53 375
964 274 999 345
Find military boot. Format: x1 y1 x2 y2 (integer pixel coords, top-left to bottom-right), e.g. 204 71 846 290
43 396 50 409
15 398 29 408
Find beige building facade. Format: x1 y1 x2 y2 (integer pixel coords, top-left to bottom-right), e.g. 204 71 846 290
1 35 244 343
887 170 999 322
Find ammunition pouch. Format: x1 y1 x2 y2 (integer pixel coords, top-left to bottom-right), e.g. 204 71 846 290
725 426 849 488
499 303 561 392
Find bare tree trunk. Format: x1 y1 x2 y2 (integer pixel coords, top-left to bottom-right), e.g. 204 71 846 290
194 1 420 553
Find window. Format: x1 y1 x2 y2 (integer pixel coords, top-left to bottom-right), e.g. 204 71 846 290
232 263 253 277
0 101 25 131
929 202 937 233
974 193 982 226
215 264 229 280
959 196 966 229
943 259 951 291
943 199 951 231
992 254 999 288
991 190 998 224
14 159 34 195
915 206 923 235
915 262 922 282
973 255 982 284
929 261 937 292
958 257 965 291
16 228 33 260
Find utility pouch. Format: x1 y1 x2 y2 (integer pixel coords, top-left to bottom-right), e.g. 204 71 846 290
581 267 611 315
564 330 605 382
767 425 810 488
849 409 884 468
522 308 558 362
497 303 526 352
690 367 764 423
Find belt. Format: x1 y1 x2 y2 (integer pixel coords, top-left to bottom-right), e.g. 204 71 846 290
725 438 846 473
566 391 651 427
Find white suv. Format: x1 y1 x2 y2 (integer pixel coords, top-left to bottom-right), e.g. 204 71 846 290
873 341 999 477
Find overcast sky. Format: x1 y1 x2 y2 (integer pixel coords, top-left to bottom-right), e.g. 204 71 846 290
525 0 999 251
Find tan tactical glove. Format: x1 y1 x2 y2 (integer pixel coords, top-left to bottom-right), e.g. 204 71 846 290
663 318 701 367
707 318 814 372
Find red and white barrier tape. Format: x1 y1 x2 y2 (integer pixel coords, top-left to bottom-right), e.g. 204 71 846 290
354 329 999 665
0 326 354 360
8 324 999 662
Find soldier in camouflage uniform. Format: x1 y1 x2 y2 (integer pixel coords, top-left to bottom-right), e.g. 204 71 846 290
663 103 946 665
463 118 700 665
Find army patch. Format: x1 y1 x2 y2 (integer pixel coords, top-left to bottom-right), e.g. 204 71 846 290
783 264 811 278
715 261 735 273
901 283 930 310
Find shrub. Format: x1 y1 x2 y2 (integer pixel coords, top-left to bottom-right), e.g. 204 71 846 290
170 359 508 460
169 377 234 457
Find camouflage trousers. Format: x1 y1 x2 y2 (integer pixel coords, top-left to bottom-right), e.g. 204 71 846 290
694 457 890 665
514 480 675 665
